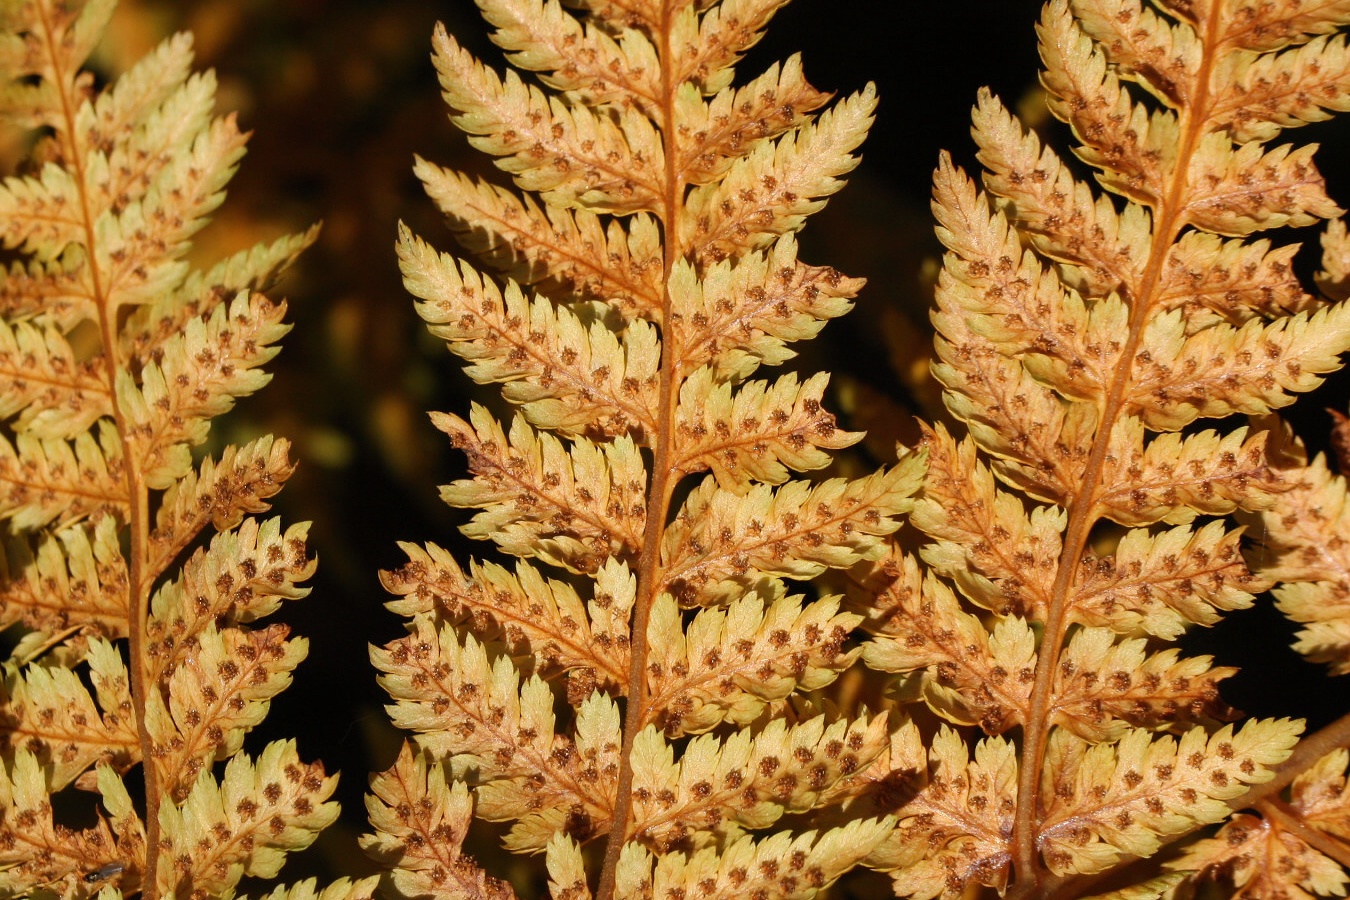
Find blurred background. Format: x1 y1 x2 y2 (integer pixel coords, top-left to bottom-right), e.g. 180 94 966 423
75 0 1350 890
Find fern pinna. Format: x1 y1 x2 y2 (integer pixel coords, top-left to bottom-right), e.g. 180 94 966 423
0 2 371 898
361 0 924 896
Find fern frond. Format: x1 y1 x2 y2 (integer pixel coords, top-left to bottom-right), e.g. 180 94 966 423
930 300 1091 502
0 317 108 439
866 578 1035 736
148 435 297 578
932 152 1115 402
1095 421 1283 525
1161 230 1317 321
672 0 791 91
1186 137 1341 234
1167 747 1350 898
1038 3 1177 204
86 29 194 143
145 517 314 683
124 226 320 361
1286 746 1350 841
498 693 622 852
1052 629 1235 740
864 0 1350 895
0 164 86 257
375 1 899 892
0 517 127 639
0 2 333 895
1214 1 1350 51
678 55 831 186
1210 34 1350 141
0 750 127 897
0 426 127 529
673 369 860 492
123 291 289 490
868 727 1019 900
479 0 661 112
1088 5 1199 101
153 622 306 800
373 617 616 847
1170 810 1348 899
667 236 861 381
910 424 1062 619
971 89 1147 299
431 23 663 212
681 87 875 264
245 877 380 900
1252 452 1350 672
0 0 113 130
628 713 889 851
1 641 137 790
1073 520 1264 638
0 261 93 328
1319 216 1350 299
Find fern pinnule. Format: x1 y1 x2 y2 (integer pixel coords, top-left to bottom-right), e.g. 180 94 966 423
0 2 371 897
367 0 919 896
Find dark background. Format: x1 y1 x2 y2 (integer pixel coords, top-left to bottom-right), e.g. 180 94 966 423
73 0 1350 889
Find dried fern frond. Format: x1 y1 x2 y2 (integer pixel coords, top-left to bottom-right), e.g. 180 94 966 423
853 0 1350 898
0 3 374 898
365 0 917 896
